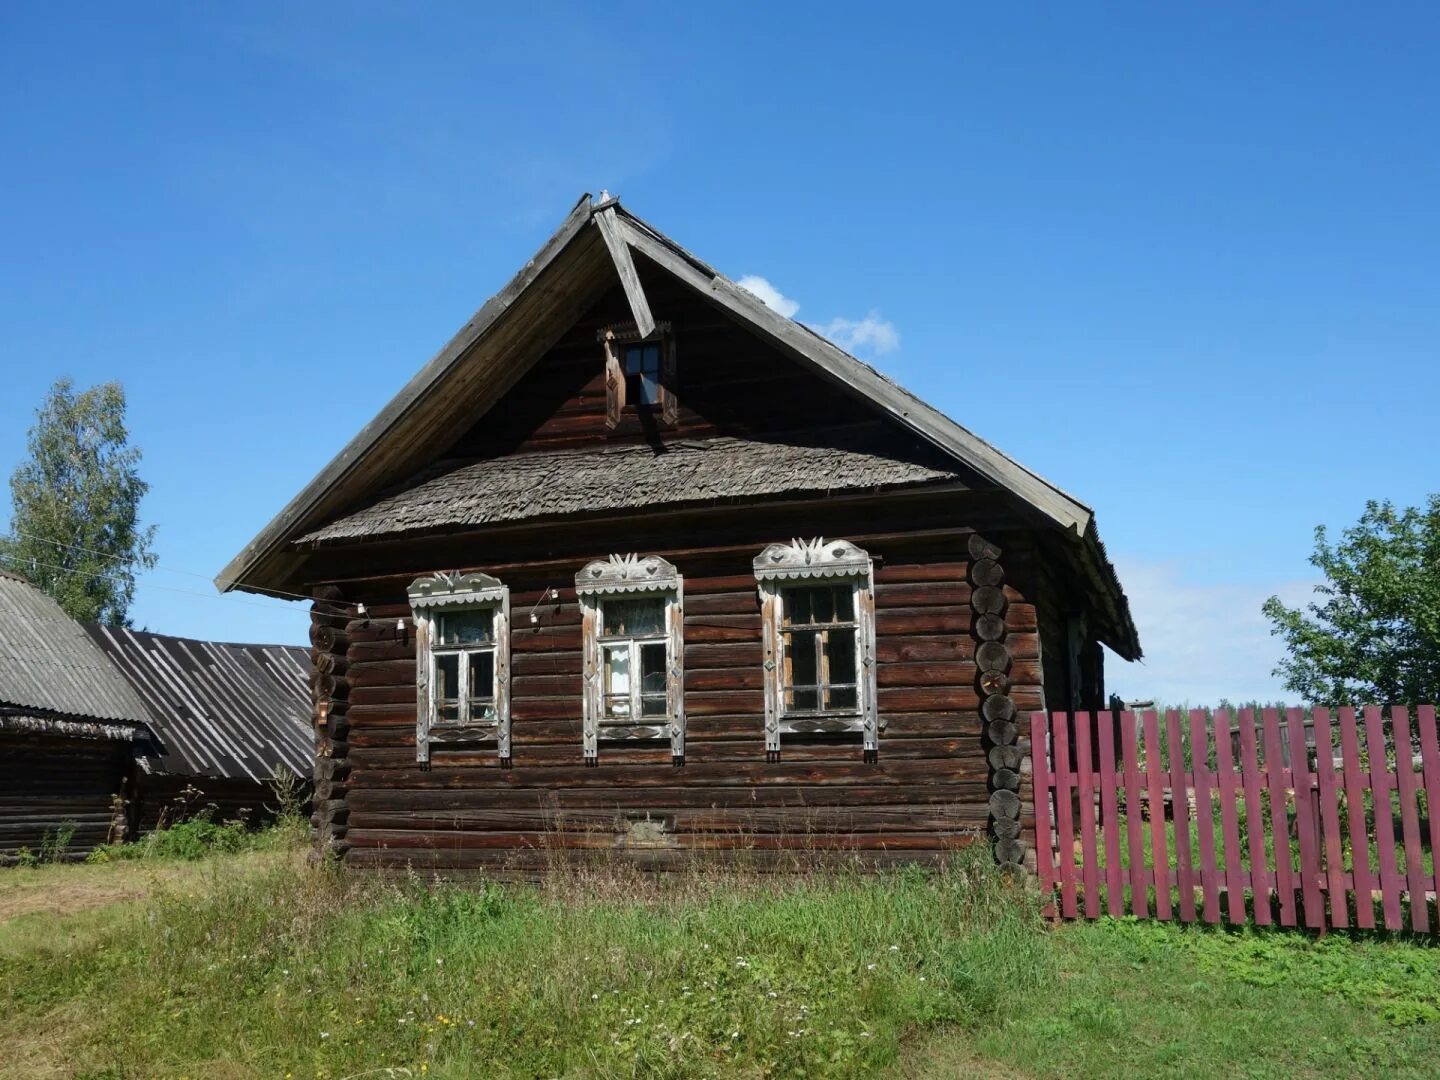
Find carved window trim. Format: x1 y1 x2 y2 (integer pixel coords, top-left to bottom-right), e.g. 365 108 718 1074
754 538 878 761
576 554 685 764
407 571 511 765
598 320 677 427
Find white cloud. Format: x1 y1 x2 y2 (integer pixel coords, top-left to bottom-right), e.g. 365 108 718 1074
736 275 800 319
1106 558 1320 707
736 274 899 359
814 312 901 356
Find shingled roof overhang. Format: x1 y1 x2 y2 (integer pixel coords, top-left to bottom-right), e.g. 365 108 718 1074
216 195 1140 659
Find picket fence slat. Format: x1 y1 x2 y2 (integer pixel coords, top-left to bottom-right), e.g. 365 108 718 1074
1188 708 1220 923
1031 710 1056 907
1052 711 1077 919
1097 711 1124 918
1418 705 1440 916
1237 709 1270 925
1364 706 1404 930
1212 708 1246 924
1313 708 1348 930
1393 707 1427 933
1031 703 1439 936
1142 710 1171 919
1120 711 1148 918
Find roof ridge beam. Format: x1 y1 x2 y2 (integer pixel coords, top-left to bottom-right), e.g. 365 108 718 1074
594 206 656 337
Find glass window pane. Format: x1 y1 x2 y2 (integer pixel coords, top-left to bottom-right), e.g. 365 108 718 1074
640 694 667 717
437 609 494 646
786 629 818 689
603 597 666 636
788 686 819 712
435 653 460 704
811 586 834 624
640 642 667 695
468 650 495 701
604 643 631 698
438 703 461 723
833 585 855 622
782 587 811 627
828 685 857 710
826 629 857 687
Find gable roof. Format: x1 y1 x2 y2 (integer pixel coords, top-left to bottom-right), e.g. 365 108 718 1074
84 625 311 781
215 194 1139 659
0 570 154 727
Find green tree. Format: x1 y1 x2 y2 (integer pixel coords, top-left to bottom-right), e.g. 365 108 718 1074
1263 496 1440 705
0 378 157 624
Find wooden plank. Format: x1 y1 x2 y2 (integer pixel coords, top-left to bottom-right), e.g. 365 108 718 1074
1167 709 1196 923
1143 710 1171 920
1417 704 1440 927
1075 711 1100 919
1212 709 1245 924
1287 706 1323 930
1364 705 1403 931
1392 706 1428 933
594 207 656 337
1188 708 1219 923
1313 708 1348 930
1237 708 1270 926
1262 708 1296 927
1338 707 1375 930
1030 711 1057 910
1120 711 1148 917
1097 710 1124 918
1052 712 1078 919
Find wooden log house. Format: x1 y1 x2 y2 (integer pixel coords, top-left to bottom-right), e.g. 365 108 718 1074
217 194 1141 873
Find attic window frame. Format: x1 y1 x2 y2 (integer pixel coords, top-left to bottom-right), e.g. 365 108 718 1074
576 554 686 765
754 538 878 762
599 321 676 428
407 571 511 765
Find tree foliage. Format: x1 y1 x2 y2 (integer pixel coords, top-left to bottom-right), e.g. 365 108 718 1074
1263 496 1440 705
0 378 157 624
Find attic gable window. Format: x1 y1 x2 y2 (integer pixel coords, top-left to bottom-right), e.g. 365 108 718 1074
576 554 685 765
754 539 878 762
600 321 676 427
408 571 511 766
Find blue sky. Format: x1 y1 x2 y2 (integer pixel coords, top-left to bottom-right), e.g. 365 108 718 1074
2 4 1436 704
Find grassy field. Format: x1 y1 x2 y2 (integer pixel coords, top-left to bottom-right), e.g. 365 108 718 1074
1 829 1437 1079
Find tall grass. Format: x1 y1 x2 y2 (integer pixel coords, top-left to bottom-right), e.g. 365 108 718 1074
0 846 1048 1078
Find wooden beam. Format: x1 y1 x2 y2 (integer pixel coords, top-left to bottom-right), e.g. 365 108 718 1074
594 207 656 338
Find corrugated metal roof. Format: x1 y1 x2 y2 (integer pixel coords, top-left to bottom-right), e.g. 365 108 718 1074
85 626 312 781
0 573 156 723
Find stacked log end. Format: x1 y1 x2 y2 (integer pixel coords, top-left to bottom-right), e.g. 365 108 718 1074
971 534 1025 870
309 585 352 861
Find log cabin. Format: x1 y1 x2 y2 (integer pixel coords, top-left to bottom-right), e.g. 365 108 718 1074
216 193 1141 874
0 567 312 860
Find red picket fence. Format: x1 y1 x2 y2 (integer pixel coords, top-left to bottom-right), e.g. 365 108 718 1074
1031 706 1440 933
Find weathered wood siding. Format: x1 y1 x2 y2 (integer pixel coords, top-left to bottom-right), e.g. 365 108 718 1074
0 734 128 861
310 509 1043 872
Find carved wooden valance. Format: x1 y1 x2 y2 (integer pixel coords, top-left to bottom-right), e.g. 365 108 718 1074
575 554 681 596
753 538 872 582
406 571 506 610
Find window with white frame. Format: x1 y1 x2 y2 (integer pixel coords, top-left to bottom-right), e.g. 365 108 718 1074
407 571 511 765
576 554 684 764
754 538 878 761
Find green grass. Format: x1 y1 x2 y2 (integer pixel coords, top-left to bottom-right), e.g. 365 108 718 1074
1 833 1437 1079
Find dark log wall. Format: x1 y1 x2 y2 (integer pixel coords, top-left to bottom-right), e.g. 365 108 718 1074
305 501 1045 872
0 734 129 861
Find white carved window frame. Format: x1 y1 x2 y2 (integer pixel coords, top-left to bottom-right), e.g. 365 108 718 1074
598 320 677 427
754 538 878 761
407 571 511 765
576 554 685 764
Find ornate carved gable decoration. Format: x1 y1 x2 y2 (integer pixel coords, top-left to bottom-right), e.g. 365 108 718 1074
575 554 681 596
753 538 872 583
406 571 506 610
